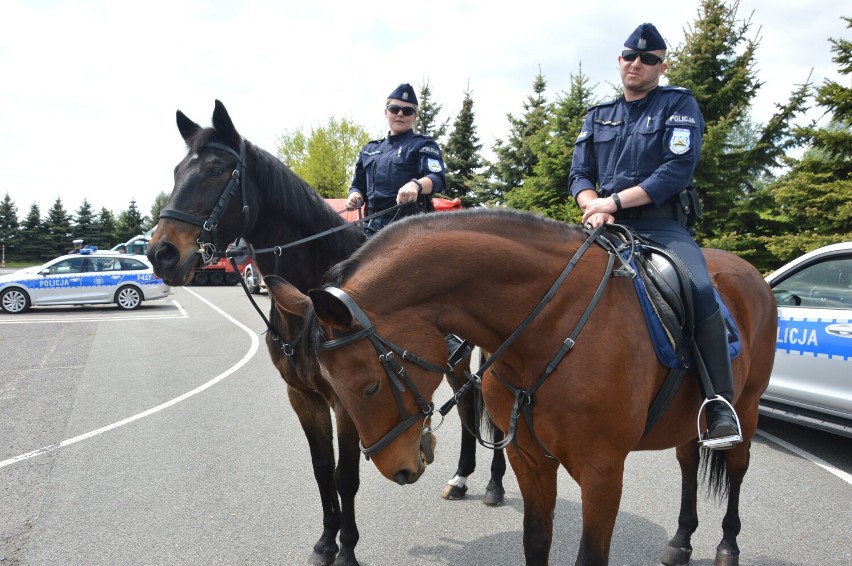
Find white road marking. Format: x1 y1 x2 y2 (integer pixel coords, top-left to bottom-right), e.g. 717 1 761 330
0 300 187 324
0 289 259 469
756 429 852 486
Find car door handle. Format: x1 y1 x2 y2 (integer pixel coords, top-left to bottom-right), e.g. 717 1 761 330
825 323 852 338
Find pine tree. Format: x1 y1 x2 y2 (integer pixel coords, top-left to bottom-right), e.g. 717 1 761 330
44 198 73 258
117 199 146 243
664 0 810 251
492 71 550 199
507 66 596 221
74 199 97 245
416 81 449 143
0 193 20 261
442 88 484 206
18 204 48 261
763 16 852 264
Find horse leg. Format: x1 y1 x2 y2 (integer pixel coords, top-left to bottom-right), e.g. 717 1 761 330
330 407 363 566
286 386 349 566
661 442 700 566
509 448 560 565
712 429 753 565
485 430 507 507
573 457 626 566
440 423 476 500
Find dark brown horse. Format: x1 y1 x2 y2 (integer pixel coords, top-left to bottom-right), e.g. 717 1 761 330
266 208 777 566
146 101 503 566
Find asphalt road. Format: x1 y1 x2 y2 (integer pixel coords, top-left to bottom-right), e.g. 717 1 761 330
1 285 850 566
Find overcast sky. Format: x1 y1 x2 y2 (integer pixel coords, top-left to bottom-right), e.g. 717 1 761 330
0 0 847 222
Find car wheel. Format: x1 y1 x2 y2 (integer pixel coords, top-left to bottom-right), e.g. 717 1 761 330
225 273 240 285
210 272 225 286
244 266 260 294
1 288 31 314
192 271 209 286
115 286 142 310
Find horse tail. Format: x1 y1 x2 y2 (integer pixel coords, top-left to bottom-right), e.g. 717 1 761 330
700 446 730 502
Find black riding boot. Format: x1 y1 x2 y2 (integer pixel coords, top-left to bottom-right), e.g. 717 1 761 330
695 305 742 449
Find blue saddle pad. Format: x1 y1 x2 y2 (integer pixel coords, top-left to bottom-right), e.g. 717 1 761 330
632 274 741 369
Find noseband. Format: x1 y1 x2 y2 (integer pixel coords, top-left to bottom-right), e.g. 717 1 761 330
159 140 250 263
317 287 451 460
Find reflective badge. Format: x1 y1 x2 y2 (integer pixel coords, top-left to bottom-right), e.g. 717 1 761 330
427 158 443 172
669 128 691 155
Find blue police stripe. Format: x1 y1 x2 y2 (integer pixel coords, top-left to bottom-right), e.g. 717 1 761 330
776 316 852 360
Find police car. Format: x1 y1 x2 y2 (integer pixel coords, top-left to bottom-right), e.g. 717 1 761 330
761 242 852 437
0 250 171 314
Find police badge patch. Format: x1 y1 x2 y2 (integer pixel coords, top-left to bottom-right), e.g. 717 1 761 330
427 158 443 172
669 128 691 155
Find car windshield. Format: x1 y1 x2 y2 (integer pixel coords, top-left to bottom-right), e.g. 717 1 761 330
773 257 852 308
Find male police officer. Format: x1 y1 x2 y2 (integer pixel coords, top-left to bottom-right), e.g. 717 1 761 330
569 23 741 449
346 83 445 232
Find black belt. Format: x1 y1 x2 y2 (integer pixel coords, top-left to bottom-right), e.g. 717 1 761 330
614 203 680 222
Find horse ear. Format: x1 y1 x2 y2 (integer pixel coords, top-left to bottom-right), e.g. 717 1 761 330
309 289 355 330
212 99 241 148
265 276 311 318
176 110 201 143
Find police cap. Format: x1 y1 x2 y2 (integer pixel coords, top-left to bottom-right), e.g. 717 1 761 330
624 23 666 51
73 239 84 244
387 83 418 105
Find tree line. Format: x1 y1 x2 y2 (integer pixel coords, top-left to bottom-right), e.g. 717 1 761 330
2 2 848 273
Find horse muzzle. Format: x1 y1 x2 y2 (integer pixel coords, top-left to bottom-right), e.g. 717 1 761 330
147 239 202 287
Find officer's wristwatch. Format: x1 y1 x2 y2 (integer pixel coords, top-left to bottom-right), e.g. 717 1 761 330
411 178 424 194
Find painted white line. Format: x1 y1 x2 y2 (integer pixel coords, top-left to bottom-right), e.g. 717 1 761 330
756 429 852 486
0 288 260 469
0 300 187 325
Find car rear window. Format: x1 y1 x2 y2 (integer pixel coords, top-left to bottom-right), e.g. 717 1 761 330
119 258 149 271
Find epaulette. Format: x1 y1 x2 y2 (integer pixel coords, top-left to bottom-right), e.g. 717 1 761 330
586 98 618 112
660 85 694 95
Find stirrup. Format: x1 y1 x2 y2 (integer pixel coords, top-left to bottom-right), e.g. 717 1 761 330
697 395 743 450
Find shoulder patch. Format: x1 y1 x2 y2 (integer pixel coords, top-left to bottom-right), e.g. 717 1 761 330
427 158 443 173
669 128 692 155
419 144 441 156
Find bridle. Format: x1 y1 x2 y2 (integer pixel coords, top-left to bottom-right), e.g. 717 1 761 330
317 287 452 461
158 140 250 264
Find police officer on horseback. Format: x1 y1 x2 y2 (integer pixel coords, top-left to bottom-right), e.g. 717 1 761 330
569 23 741 449
345 83 446 232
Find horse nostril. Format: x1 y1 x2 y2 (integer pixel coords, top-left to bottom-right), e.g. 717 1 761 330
148 241 180 271
392 469 413 485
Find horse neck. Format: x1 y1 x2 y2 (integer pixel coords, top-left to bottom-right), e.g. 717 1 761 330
243 147 363 292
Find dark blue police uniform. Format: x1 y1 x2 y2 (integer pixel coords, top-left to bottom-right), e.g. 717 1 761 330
349 132 445 231
569 86 715 320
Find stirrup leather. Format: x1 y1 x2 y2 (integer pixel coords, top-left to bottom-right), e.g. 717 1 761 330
697 395 743 450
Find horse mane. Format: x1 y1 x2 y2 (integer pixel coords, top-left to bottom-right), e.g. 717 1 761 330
324 208 584 288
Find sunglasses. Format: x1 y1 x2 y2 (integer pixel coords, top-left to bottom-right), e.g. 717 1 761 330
621 50 664 66
387 104 416 116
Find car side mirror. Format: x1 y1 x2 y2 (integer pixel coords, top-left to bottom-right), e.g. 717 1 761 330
39 268 51 276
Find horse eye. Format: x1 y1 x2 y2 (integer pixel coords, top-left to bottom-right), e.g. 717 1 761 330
210 167 224 177
364 382 380 399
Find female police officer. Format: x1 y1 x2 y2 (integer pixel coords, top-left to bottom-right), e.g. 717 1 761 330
569 23 741 449
345 83 446 231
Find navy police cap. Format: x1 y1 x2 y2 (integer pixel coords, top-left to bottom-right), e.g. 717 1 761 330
624 23 666 51
387 83 418 105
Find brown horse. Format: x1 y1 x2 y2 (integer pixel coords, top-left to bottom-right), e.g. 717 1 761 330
146 101 504 566
266 208 777 566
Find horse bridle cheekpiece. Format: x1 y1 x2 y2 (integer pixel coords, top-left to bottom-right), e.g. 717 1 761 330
159 140 250 264
317 287 450 461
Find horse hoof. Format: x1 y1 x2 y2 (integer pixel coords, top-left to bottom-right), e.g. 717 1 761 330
484 484 505 507
714 544 739 566
660 544 692 565
440 483 467 500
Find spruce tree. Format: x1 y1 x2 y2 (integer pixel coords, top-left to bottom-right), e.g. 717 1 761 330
0 193 19 261
416 81 449 143
117 199 146 243
443 88 484 205
18 204 48 261
94 207 120 248
491 71 550 199
44 198 73 258
74 199 97 245
148 192 170 231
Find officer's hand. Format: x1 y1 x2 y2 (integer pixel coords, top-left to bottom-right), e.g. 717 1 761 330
346 193 364 210
396 181 419 205
580 196 617 227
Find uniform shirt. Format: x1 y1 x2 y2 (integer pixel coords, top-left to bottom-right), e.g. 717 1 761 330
569 86 704 207
349 129 446 212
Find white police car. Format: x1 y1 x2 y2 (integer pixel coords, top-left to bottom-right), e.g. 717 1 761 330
761 242 852 437
0 250 171 314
